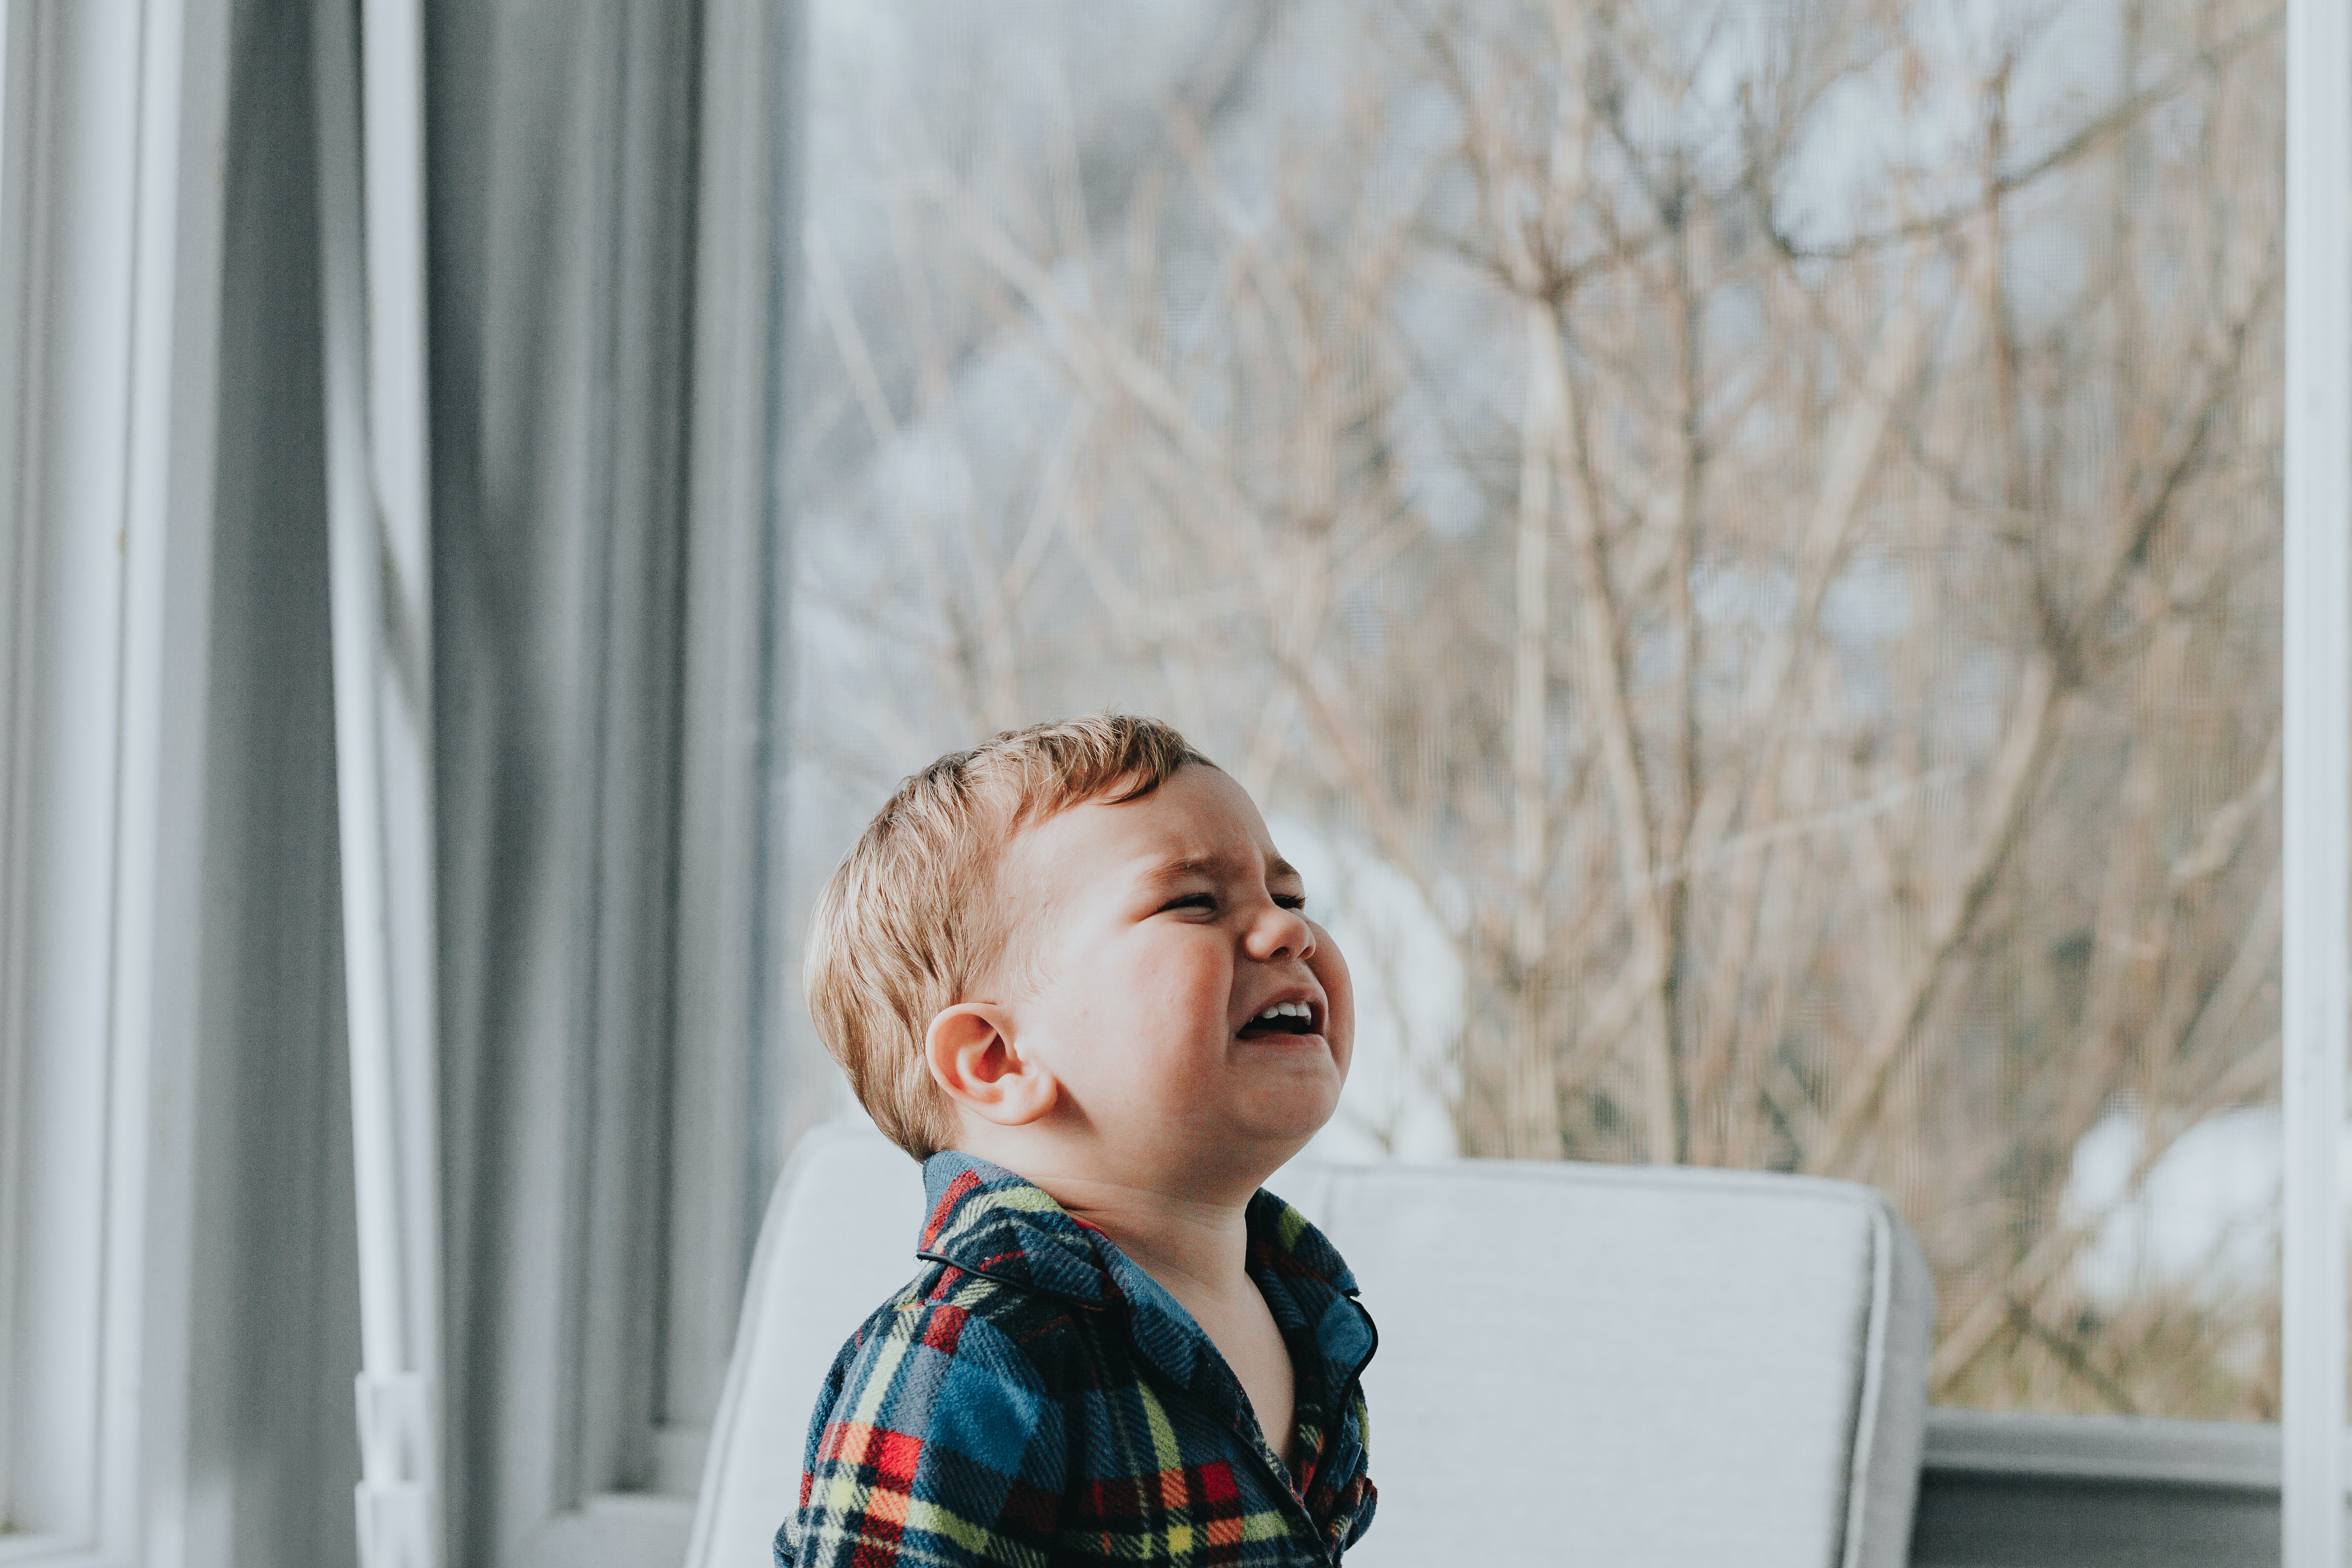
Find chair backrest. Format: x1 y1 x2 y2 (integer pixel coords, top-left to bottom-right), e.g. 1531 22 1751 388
688 1122 1933 1568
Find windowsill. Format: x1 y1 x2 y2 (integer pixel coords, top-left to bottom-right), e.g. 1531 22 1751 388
520 1493 696 1568
1926 1405 2352 1494
1916 1407 2346 1568
1924 1407 2302 1491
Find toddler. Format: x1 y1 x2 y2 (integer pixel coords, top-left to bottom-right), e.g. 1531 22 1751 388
776 714 1377 1567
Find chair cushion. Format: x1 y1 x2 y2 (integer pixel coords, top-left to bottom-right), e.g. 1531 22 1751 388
687 1122 1931 1568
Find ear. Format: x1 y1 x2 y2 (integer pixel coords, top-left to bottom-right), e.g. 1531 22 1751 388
925 1002 1057 1126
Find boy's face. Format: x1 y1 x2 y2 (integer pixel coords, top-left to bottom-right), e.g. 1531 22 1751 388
986 764 1354 1184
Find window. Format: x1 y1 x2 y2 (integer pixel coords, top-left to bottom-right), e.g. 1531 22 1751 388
785 0 2298 1428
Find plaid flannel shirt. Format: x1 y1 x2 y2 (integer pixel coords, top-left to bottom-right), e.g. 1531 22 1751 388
775 1152 1379 1567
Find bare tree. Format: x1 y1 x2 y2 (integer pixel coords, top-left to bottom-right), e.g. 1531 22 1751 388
792 0 2291 1418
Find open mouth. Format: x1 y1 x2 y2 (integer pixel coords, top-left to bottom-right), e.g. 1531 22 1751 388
1236 1000 1320 1040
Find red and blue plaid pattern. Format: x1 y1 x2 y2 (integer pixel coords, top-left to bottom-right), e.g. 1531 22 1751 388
776 1153 1379 1566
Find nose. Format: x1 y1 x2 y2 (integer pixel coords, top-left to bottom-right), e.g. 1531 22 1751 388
1244 899 1316 965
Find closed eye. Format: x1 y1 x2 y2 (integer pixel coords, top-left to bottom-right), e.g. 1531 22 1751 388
1156 890 1305 915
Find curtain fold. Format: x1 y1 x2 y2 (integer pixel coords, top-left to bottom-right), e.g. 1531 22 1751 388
425 0 703 1538
419 0 800 1558
200 5 363 1563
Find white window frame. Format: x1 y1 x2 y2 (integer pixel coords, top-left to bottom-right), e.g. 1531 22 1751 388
0 0 231 1563
2281 2 2351 1567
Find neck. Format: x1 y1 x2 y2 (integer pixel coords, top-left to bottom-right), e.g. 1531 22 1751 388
952 1126 1273 1299
1036 1170 1256 1298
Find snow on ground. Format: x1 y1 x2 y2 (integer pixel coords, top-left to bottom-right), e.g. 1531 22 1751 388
2063 1106 2352 1303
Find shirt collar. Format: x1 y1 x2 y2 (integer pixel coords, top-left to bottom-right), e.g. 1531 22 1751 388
915 1153 1117 1308
914 1151 1360 1308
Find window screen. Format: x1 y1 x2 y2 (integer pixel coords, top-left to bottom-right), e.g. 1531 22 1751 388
784 0 2289 1421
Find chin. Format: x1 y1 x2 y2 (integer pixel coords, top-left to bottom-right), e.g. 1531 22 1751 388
1235 1086 1344 1150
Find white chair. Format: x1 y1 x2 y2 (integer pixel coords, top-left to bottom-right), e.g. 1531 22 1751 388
688 1121 1933 1568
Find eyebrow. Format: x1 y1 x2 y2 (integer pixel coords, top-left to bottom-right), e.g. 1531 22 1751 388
1139 853 1303 888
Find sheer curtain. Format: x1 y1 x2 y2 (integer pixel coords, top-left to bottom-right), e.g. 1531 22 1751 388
0 0 799 1564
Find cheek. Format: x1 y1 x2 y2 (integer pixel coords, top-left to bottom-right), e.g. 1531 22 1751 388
1130 931 1235 1041
1307 925 1356 1066
1169 938 1235 1012
1061 927 1217 1029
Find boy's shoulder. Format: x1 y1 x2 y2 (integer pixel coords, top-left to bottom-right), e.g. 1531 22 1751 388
784 1264 1082 1568
798 1155 1161 1449
821 1252 1103 1400
807 1150 1140 1420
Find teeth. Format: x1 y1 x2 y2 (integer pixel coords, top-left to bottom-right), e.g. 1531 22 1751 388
1254 1001 1313 1022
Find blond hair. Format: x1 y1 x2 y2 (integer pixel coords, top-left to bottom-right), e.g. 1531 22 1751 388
805 714 1216 1159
